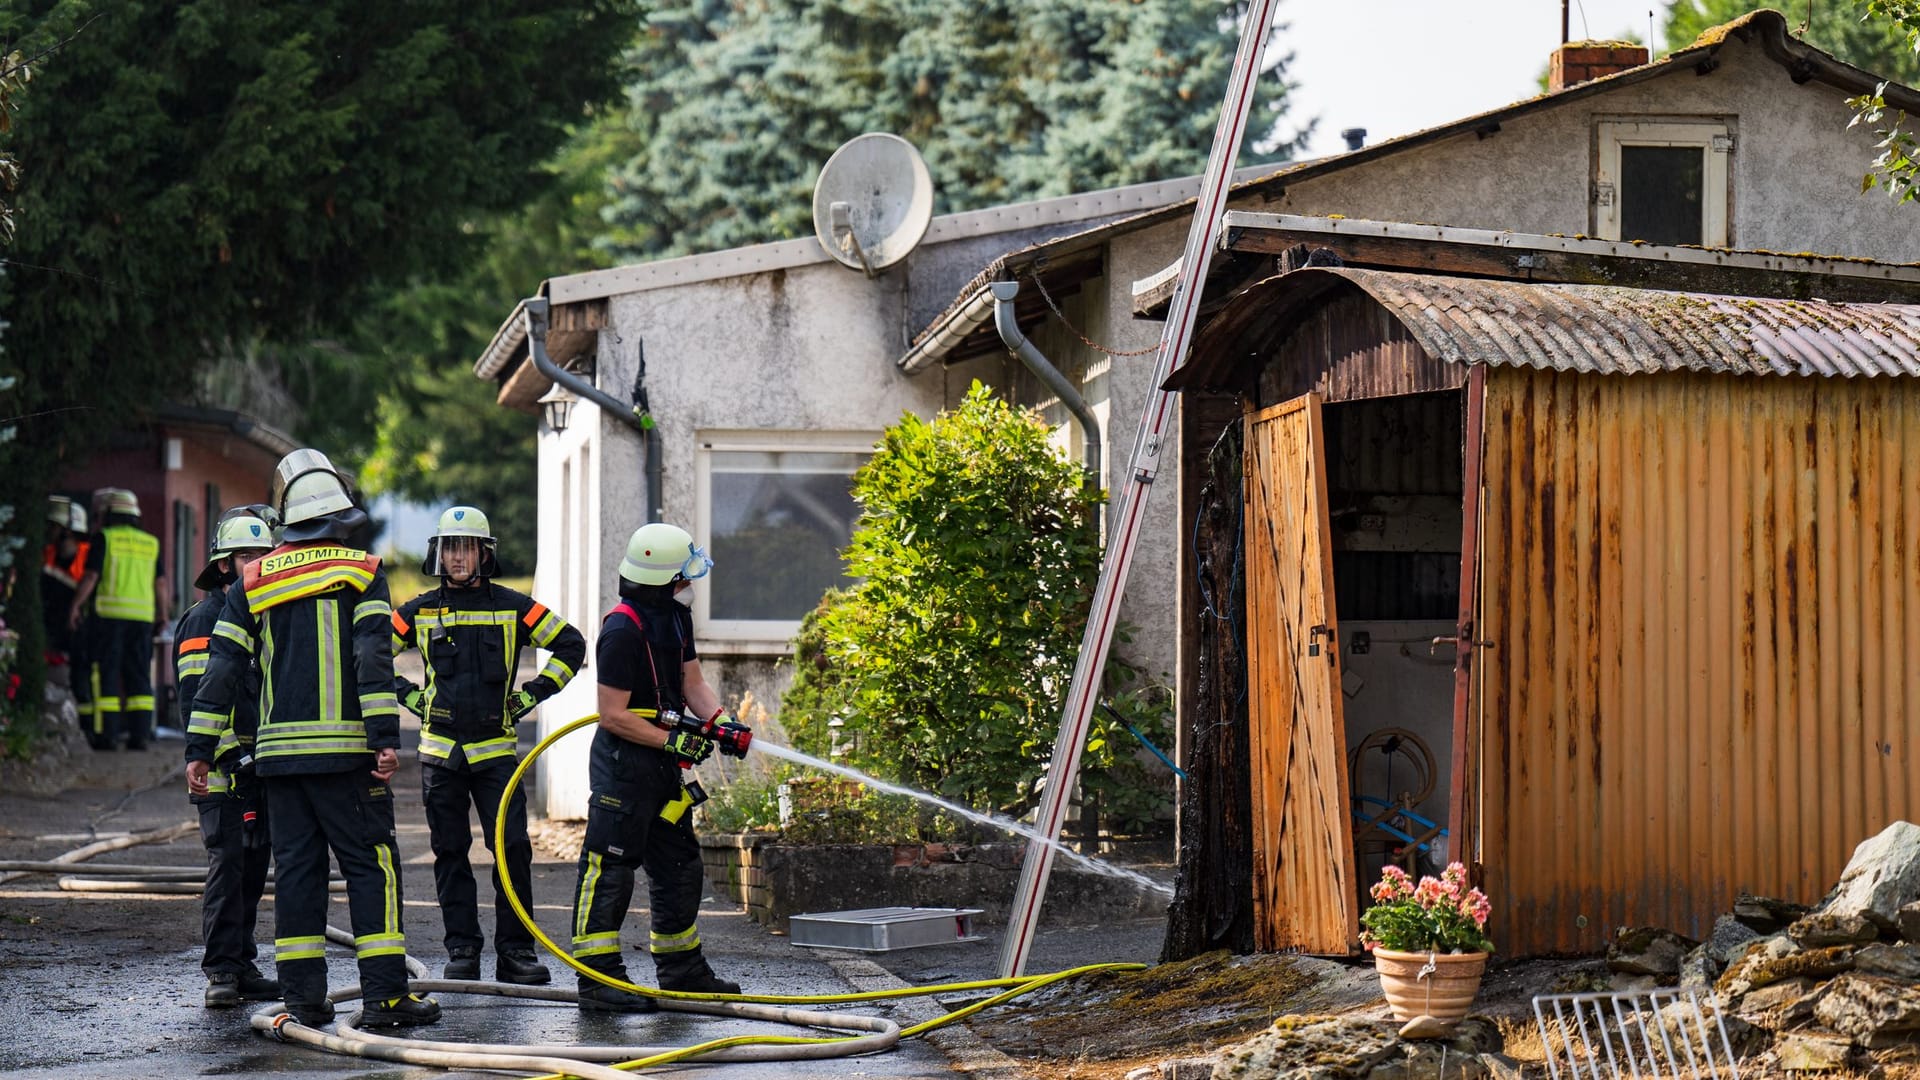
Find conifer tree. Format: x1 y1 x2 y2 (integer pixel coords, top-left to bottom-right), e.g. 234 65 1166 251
601 0 1304 259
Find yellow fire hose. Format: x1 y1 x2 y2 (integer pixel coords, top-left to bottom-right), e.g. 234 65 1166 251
244 712 1146 1077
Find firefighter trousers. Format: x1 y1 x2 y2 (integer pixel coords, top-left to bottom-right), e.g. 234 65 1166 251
197 787 270 976
569 780 707 983
91 618 153 748
421 757 535 957
265 769 410 1006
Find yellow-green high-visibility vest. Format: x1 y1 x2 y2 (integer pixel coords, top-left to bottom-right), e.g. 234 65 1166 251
96 524 159 622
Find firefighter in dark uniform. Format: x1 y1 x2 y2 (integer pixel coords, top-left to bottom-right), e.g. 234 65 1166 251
69 488 169 750
569 521 753 1012
391 505 586 986
178 508 279 1007
190 449 439 1029
40 496 89 683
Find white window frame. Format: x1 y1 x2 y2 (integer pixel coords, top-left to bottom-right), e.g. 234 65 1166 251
1594 118 1732 247
692 429 879 649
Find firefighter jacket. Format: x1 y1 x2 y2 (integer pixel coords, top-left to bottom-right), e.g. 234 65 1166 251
391 583 585 770
177 589 262 799
93 524 159 622
191 543 401 777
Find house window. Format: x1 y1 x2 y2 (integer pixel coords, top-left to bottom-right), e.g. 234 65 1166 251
1594 119 1731 246
694 431 875 643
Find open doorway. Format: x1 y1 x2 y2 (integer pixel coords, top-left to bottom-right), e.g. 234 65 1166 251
1322 390 1465 897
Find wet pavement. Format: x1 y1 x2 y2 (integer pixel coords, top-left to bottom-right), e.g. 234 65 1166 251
0 700 1167 1079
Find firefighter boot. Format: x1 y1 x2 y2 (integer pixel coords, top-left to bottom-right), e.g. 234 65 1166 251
285 999 336 1027
205 973 242 1008
443 946 481 981
360 993 442 1028
654 948 741 996
236 965 282 1001
576 970 658 1013
497 948 550 986
208 967 282 1006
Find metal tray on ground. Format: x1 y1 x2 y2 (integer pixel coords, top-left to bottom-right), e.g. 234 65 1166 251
788 907 987 952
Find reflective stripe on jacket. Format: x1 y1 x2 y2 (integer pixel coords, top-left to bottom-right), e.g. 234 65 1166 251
96 525 159 622
178 590 261 773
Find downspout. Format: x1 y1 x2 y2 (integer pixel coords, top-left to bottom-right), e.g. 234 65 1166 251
523 297 662 521
631 340 664 523
991 282 1103 517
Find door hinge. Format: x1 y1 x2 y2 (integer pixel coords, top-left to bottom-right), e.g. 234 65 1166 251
1592 181 1615 208
1711 134 1735 153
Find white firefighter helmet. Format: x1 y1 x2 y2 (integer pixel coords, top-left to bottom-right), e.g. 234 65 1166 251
195 513 275 590
618 521 711 586
423 505 499 579
218 502 281 533
102 488 141 519
46 495 73 531
272 449 355 527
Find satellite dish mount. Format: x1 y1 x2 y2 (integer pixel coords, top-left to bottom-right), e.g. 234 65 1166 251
812 133 934 278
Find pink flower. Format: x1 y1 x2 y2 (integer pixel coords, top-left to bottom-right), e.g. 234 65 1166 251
1376 864 1413 900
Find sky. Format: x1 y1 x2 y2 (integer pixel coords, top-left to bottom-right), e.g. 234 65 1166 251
1279 1 1675 159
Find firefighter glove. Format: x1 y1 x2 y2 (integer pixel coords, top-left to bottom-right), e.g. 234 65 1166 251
509 689 538 721
402 687 427 717
712 718 753 758
664 729 715 766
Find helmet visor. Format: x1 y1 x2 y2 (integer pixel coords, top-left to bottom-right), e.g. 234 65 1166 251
424 535 497 579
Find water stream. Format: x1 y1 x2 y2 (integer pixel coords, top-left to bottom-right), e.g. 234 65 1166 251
752 740 1172 897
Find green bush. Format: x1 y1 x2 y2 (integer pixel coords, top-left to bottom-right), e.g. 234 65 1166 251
779 381 1174 825
779 779 984 845
698 766 790 834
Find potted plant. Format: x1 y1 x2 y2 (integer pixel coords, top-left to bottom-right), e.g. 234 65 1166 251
1360 862 1494 1023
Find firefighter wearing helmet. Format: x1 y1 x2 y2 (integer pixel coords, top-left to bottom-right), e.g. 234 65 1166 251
40 495 90 676
567 520 754 1011
189 449 440 1029
68 487 170 750
175 508 278 1007
390 506 585 986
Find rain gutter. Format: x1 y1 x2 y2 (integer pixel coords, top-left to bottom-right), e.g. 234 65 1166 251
524 298 638 431
898 285 999 374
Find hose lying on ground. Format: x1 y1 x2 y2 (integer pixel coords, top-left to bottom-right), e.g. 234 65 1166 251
31 713 1148 1075
0 820 197 886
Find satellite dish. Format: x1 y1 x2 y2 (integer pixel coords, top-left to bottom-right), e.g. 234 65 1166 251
812 133 933 277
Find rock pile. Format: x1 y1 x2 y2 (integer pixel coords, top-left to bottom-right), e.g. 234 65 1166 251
1605 820 1920 1074
1203 1016 1518 1080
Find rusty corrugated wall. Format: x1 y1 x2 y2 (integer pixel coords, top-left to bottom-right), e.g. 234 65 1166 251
1476 365 1920 955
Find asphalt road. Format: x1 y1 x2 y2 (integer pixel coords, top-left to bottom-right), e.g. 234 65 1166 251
0 697 1167 1079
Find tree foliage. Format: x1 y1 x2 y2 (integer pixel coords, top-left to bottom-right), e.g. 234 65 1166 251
778 383 1169 819
602 0 1304 260
0 0 638 721
1843 0 1920 202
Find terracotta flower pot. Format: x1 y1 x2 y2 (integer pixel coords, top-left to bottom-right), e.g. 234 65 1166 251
1372 947 1488 1022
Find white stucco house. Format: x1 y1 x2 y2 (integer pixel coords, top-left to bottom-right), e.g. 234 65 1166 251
471 170 1276 817
475 9 1920 819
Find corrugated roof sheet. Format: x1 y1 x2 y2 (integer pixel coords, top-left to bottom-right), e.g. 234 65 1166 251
1179 268 1920 389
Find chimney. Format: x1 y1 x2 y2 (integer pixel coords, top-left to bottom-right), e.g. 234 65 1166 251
1548 41 1649 92
1340 127 1367 152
